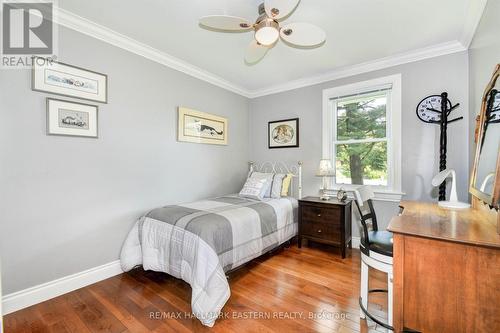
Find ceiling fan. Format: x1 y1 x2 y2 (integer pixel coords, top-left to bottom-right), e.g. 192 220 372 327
199 0 326 64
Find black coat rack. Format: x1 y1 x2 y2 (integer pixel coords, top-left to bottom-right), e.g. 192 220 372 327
437 93 463 200
416 92 463 201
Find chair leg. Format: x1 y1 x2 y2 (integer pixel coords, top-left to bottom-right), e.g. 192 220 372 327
388 272 393 326
360 259 369 319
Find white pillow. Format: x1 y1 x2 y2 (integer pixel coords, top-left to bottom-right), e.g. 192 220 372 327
239 177 270 200
248 172 274 197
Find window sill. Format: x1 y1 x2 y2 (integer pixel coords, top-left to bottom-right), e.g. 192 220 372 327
324 188 405 202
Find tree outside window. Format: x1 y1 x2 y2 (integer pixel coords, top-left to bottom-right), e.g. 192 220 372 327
333 92 389 186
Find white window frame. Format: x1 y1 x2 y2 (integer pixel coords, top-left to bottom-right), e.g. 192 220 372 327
322 74 403 201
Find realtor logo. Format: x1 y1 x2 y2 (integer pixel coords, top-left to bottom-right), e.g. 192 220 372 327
1 0 57 68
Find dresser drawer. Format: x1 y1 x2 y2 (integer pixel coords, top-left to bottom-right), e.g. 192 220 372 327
301 220 341 242
301 204 341 224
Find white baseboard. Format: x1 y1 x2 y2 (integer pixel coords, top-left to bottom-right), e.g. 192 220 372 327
352 236 361 249
2 260 123 315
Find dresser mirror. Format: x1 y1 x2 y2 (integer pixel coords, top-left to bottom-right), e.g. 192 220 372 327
470 64 500 208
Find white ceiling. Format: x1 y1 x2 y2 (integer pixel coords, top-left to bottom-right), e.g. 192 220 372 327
59 0 482 96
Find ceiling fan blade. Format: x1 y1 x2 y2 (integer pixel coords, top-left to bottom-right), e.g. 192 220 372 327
280 22 326 48
199 15 253 31
264 0 300 20
245 40 269 64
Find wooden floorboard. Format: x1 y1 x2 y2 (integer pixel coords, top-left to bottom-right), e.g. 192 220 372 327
4 243 389 333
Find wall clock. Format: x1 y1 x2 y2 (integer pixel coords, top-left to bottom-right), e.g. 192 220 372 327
416 95 452 123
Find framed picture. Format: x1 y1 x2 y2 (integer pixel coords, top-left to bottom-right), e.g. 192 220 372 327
268 118 299 148
33 58 108 103
46 98 98 138
178 107 227 145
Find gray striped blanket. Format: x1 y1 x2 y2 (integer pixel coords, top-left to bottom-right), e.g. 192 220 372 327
120 195 298 327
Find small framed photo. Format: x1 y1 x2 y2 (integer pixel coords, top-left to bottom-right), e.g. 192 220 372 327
268 118 299 148
178 107 228 145
33 58 108 103
46 98 98 138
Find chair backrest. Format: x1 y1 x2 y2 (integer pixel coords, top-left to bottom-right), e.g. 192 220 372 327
353 186 379 248
354 185 375 207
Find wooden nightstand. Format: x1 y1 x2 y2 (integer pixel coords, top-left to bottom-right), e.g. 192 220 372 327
298 196 352 258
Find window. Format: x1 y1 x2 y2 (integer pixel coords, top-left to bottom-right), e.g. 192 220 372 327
335 91 389 186
322 75 402 195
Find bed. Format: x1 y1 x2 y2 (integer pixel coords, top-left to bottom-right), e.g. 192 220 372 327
120 161 302 327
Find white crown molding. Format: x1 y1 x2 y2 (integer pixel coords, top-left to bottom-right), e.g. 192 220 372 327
2 260 123 315
54 3 482 99
247 41 467 98
460 0 488 49
56 8 251 97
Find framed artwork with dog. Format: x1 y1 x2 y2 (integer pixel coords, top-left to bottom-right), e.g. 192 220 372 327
46 98 98 138
177 107 228 145
32 58 108 103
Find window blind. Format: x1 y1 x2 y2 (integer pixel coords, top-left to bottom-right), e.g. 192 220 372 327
329 85 392 102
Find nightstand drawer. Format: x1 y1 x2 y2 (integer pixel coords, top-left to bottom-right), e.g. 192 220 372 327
301 204 340 224
301 220 341 242
298 196 352 258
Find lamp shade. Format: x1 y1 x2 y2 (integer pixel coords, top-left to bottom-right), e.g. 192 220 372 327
316 159 334 176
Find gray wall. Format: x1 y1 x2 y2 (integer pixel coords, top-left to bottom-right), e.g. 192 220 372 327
249 52 470 235
0 27 249 294
0 20 477 295
469 0 500 172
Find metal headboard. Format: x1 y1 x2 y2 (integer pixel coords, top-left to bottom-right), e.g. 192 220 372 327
248 161 303 199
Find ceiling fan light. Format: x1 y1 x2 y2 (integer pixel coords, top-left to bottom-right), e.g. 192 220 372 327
255 27 279 46
254 18 279 46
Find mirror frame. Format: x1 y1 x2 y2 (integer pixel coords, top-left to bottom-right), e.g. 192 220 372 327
470 64 500 208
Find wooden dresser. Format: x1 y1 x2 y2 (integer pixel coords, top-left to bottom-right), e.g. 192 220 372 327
388 201 500 333
298 196 352 258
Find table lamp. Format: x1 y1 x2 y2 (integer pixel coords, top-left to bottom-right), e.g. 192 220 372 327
316 159 335 200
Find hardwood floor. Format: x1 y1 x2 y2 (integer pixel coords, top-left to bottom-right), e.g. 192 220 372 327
4 243 389 333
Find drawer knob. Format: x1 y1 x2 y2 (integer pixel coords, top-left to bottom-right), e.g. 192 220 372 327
317 229 322 233
317 214 321 217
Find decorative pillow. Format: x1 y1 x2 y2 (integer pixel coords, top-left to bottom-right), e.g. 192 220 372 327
239 177 270 200
270 173 286 198
281 173 293 196
248 172 274 197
